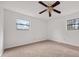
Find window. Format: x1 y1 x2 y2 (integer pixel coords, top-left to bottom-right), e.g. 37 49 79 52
67 18 79 30
16 19 30 30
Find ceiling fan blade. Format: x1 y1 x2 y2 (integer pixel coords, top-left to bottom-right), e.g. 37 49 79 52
39 1 48 7
49 11 51 17
53 9 61 14
39 9 47 14
51 1 60 7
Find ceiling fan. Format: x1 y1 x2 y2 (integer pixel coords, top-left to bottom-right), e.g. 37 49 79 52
38 1 61 17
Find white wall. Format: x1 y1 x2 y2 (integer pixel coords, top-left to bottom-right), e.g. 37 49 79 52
0 4 4 56
48 11 79 47
2 1 79 52
4 9 48 49
4 8 79 49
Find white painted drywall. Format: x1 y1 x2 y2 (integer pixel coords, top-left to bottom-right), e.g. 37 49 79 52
0 5 4 56
2 1 79 51
48 11 79 47
4 8 79 49
4 9 48 49
2 1 79 21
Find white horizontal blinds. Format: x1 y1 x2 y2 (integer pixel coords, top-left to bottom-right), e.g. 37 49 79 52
67 18 79 30
74 19 79 30
16 19 30 30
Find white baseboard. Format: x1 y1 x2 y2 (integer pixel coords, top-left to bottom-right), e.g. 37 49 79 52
5 38 47 49
49 39 79 47
60 41 79 47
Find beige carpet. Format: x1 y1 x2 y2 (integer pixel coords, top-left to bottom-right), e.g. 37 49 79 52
2 40 79 57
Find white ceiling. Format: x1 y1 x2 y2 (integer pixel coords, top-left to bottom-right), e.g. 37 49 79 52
1 1 79 20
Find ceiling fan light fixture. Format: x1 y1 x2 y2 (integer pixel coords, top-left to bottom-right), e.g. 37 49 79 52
38 1 61 17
